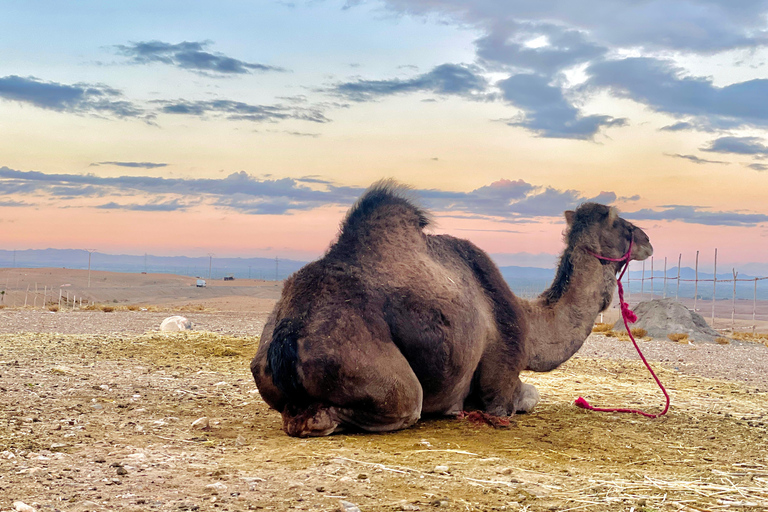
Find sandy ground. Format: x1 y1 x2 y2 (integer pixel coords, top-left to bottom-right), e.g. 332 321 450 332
1 269 768 512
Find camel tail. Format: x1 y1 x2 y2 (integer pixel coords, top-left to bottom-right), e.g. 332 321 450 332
267 318 308 401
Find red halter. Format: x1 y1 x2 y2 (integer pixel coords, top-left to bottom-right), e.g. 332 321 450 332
576 238 670 418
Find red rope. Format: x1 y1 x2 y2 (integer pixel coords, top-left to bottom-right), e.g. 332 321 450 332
575 239 670 418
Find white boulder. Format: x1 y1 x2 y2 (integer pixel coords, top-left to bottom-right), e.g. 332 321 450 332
160 316 193 332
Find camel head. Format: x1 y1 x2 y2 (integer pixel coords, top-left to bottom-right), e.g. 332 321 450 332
564 203 652 264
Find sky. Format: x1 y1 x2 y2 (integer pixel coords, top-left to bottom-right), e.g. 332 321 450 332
1 0 767 272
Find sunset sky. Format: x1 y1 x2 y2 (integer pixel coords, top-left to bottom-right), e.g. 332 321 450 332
1 0 767 272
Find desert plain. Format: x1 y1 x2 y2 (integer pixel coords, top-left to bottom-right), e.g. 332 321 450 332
1 268 767 512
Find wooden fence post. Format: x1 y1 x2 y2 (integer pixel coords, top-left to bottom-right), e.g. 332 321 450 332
711 248 717 326
732 268 737 332
694 251 699 312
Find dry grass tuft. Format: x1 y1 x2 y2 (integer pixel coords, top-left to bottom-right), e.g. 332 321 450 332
668 332 690 342
592 322 613 333
47 305 59 312
732 331 768 347
715 337 731 345
630 327 648 338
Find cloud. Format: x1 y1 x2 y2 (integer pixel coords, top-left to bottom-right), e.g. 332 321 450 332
625 205 768 227
339 1 768 138
475 21 606 76
498 73 626 139
747 163 768 171
667 153 729 165
420 179 616 218
0 167 363 214
330 63 489 101
154 99 330 123
91 161 168 169
96 199 190 212
702 136 768 156
0 75 146 119
115 40 285 75
586 58 768 129
4 166 764 226
363 0 768 54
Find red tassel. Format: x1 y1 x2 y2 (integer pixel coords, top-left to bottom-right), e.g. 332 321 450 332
574 397 590 409
621 303 637 324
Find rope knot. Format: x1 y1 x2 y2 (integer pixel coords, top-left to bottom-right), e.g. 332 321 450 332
621 302 638 324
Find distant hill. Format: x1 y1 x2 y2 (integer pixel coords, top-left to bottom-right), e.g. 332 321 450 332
1 250 765 300
0 249 305 281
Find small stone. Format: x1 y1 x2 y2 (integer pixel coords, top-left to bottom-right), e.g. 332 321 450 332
50 443 67 452
316 486 325 492
399 502 420 511
116 466 128 475
80 501 100 509
357 473 368 479
235 435 246 447
14 501 36 512
337 501 362 512
192 417 209 429
91 403 103 410
434 465 450 474
94 456 106 463
50 365 76 376
205 482 227 493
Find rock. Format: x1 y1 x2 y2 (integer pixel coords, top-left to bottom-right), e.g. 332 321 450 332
337 501 362 512
50 365 76 376
160 316 193 332
191 417 209 429
235 435 246 447
14 502 35 512
205 482 227 493
80 501 100 509
399 502 420 511
116 466 128 475
434 465 450 474
613 298 720 342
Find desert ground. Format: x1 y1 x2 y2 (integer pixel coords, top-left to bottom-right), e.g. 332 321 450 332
1 268 768 512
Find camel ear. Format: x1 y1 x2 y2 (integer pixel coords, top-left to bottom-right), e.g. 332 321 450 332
608 207 619 223
564 210 575 226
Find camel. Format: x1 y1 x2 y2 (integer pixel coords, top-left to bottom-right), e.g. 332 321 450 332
251 180 652 437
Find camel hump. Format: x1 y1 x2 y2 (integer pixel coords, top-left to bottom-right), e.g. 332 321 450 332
339 179 431 239
266 317 308 401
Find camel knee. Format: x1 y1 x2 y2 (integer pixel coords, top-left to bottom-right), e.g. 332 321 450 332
514 383 540 413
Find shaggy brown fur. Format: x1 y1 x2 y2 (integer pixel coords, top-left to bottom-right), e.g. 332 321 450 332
251 180 652 437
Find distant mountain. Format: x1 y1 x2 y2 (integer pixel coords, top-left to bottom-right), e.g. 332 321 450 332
1 250 765 299
0 249 306 281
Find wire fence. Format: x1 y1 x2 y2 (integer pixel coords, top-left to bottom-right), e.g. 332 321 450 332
623 249 767 332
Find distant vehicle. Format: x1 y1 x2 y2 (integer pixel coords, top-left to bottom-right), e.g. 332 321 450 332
196 279 206 287
224 274 234 281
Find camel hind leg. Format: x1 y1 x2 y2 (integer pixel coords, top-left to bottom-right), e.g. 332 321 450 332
273 311 424 437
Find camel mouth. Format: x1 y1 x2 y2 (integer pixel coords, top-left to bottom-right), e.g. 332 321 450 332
632 243 653 261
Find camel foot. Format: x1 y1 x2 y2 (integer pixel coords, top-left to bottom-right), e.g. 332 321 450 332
281 403 342 437
514 383 540 413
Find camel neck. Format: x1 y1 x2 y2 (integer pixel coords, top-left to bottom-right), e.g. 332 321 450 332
524 251 617 372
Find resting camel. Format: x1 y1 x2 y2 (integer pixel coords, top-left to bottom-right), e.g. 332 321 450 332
251 180 652 437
